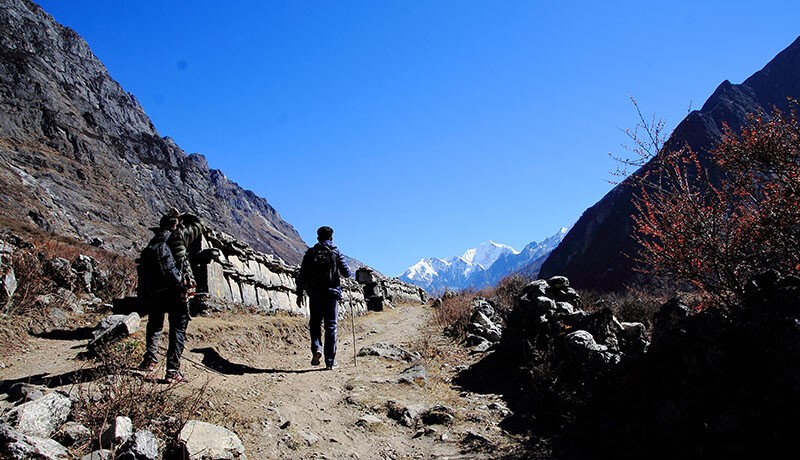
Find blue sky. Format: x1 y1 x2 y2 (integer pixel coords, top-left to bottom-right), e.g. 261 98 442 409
36 1 800 276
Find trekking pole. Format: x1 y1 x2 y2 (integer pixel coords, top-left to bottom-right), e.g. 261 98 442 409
182 355 226 377
350 296 357 367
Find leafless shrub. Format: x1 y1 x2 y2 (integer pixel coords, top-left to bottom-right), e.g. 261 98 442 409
433 291 475 339
579 287 666 332
70 338 210 457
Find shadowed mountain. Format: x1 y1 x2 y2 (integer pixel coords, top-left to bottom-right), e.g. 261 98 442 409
0 0 306 264
539 36 800 291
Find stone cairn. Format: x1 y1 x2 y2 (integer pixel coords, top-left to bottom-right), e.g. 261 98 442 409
116 228 426 318
356 267 428 312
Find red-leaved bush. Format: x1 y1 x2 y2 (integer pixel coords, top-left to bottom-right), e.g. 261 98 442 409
632 104 800 306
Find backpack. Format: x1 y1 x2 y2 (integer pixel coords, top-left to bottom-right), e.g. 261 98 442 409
136 231 184 299
306 243 337 290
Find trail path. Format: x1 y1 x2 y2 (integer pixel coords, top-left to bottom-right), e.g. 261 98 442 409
0 304 519 459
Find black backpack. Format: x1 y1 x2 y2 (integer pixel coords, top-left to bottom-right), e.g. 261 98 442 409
136 231 184 299
306 243 337 290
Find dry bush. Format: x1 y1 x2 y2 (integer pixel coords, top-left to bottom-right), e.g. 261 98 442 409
70 338 210 457
5 247 54 317
579 287 666 332
478 273 531 317
433 291 475 339
3 233 136 317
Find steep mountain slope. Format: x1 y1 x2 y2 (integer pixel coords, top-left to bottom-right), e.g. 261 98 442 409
0 0 307 263
539 36 800 291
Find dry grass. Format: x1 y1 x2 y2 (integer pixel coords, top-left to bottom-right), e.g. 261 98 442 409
433 292 475 340
69 338 211 457
579 287 667 332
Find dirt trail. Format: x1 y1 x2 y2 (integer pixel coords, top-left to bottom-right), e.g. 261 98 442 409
0 304 520 459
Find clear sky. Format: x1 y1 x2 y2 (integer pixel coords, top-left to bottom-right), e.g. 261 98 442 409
35 1 800 276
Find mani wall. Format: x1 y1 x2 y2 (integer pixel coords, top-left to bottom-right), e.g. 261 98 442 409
183 229 427 317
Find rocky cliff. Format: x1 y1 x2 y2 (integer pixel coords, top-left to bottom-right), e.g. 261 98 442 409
0 0 307 264
539 36 800 291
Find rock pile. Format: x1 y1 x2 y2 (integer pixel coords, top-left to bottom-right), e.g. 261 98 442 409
562 270 800 459
503 276 648 391
0 388 246 459
0 234 121 334
463 298 505 353
457 275 649 430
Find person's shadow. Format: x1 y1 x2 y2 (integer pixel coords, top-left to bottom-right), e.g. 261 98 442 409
190 347 321 375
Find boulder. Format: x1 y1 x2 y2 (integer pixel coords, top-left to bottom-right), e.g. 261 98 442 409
45 258 77 290
0 264 17 308
0 423 70 460
55 421 91 448
7 383 46 403
421 405 455 425
398 364 428 387
385 401 425 427
547 276 570 289
116 430 160 460
82 450 113 460
357 343 421 363
355 415 384 430
101 415 133 447
87 313 140 355
179 420 246 459
0 392 71 438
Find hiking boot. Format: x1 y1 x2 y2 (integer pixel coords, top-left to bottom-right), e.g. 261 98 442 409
325 361 338 370
311 351 323 366
138 359 157 372
165 372 187 384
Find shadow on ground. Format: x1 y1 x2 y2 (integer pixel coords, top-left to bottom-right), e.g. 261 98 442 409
190 347 321 375
31 327 95 341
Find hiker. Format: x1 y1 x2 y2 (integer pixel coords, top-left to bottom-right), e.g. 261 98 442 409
138 208 204 383
296 226 351 370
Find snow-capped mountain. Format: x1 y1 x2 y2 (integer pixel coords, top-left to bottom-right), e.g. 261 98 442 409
399 228 568 294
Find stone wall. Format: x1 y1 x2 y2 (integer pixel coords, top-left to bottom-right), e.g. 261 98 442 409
186 230 423 317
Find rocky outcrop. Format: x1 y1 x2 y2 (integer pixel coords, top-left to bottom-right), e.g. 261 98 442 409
0 389 246 460
561 271 800 459
0 0 306 263
540 36 800 291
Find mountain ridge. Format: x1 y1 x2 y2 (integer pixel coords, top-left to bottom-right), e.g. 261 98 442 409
401 228 567 293
539 36 800 291
0 0 308 264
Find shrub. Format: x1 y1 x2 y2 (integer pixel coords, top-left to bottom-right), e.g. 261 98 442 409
70 338 209 457
626 103 800 306
433 291 475 339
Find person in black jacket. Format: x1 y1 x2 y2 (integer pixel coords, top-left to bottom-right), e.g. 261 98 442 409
296 226 351 370
139 208 204 383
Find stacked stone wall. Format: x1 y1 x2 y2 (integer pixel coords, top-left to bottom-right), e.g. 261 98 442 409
190 230 422 317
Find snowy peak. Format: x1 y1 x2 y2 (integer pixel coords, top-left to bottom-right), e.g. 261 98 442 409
399 228 568 294
461 241 520 268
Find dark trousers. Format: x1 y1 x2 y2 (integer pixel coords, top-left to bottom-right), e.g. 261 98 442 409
309 292 338 367
143 296 189 375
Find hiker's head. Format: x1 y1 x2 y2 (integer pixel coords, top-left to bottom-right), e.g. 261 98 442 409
159 208 181 230
317 226 334 242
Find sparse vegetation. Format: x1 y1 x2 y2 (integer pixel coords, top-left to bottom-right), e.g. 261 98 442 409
69 338 211 457
579 286 666 332
628 103 800 306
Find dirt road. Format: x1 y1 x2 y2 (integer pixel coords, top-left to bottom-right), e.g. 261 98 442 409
0 303 520 459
